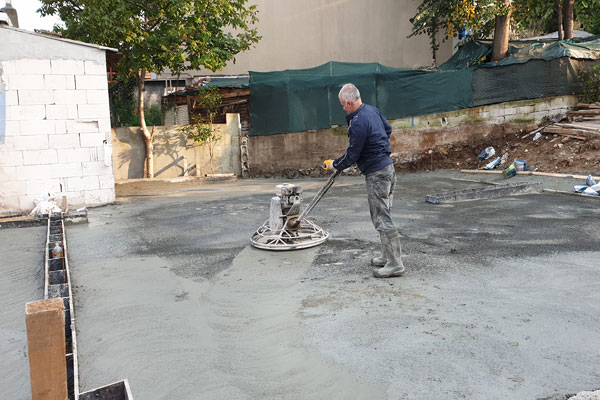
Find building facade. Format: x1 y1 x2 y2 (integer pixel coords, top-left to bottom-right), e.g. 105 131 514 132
0 26 116 215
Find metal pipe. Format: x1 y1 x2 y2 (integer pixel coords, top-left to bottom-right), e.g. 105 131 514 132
289 170 341 228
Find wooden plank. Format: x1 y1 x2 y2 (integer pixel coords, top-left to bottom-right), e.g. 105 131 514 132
554 123 600 132
567 110 600 116
543 128 587 140
26 299 68 400
461 169 600 181
576 103 600 109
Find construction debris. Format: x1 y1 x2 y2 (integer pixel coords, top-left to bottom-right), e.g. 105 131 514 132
525 103 600 142
426 182 543 204
573 175 600 196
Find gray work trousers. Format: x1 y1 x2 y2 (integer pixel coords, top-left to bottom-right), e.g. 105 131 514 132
365 164 396 232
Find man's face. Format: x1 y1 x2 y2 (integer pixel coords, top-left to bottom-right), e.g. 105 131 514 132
339 96 353 114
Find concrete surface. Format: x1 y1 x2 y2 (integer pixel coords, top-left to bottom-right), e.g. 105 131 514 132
3 170 598 399
0 226 45 400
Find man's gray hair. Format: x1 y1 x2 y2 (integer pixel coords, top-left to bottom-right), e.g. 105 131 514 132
339 83 361 103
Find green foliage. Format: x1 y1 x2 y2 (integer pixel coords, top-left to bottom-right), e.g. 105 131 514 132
109 77 163 127
108 76 137 127
409 0 510 45
145 105 163 126
38 0 261 78
579 64 600 103
192 87 223 126
575 0 600 35
511 0 558 37
178 87 224 173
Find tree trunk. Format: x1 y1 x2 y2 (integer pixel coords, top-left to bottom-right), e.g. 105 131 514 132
556 0 564 40
492 0 511 62
562 0 574 40
138 71 154 178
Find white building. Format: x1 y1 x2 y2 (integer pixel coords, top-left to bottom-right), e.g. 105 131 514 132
0 25 116 215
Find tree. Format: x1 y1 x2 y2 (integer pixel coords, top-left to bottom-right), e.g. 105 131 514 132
178 87 223 175
492 0 512 61
409 0 512 64
575 0 600 34
39 0 260 178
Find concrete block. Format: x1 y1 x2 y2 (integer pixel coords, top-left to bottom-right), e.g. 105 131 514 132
517 105 534 115
84 188 115 205
20 120 56 136
44 75 68 90
0 181 27 196
99 174 115 190
535 102 551 112
0 166 18 182
86 89 109 104
14 135 49 151
19 195 36 212
26 179 62 197
66 120 99 133
15 59 52 75
66 176 100 192
51 163 83 178
4 120 20 136
75 75 107 90
489 106 505 118
66 105 78 119
65 75 76 90
19 165 53 181
98 118 111 134
6 105 46 120
51 60 84 75
0 150 23 168
63 190 85 208
0 195 21 213
58 148 90 163
503 106 518 116
82 161 109 176
4 90 18 106
1 60 16 75
6 75 44 90
54 120 67 134
84 61 106 75
49 134 79 149
46 105 68 120
53 89 87 105
23 149 58 165
78 103 110 119
79 133 103 148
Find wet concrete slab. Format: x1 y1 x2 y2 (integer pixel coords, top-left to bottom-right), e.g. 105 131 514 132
57 171 600 399
0 226 45 400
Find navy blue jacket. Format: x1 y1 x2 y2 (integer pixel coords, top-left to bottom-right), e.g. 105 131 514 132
333 104 393 175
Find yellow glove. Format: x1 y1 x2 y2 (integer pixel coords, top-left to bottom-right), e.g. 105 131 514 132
322 159 335 171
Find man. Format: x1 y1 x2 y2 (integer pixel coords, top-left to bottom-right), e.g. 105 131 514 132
323 83 405 278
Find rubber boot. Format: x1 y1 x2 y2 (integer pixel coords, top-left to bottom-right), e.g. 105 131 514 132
370 231 387 267
373 229 406 278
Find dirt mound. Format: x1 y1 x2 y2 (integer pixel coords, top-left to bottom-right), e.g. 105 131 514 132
397 125 600 175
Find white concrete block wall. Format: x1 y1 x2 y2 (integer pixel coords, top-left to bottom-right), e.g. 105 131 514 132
0 28 116 215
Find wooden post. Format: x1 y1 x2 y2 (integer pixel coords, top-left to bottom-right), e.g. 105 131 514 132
26 298 68 400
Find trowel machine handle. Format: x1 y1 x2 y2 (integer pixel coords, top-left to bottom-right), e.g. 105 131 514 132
289 169 341 228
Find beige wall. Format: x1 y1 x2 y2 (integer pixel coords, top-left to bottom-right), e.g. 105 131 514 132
191 0 452 76
112 114 242 180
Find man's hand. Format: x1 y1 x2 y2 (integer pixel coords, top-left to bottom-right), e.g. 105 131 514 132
322 159 335 171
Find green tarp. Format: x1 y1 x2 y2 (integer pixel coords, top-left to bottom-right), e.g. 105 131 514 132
440 36 600 70
249 62 473 136
248 37 600 136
